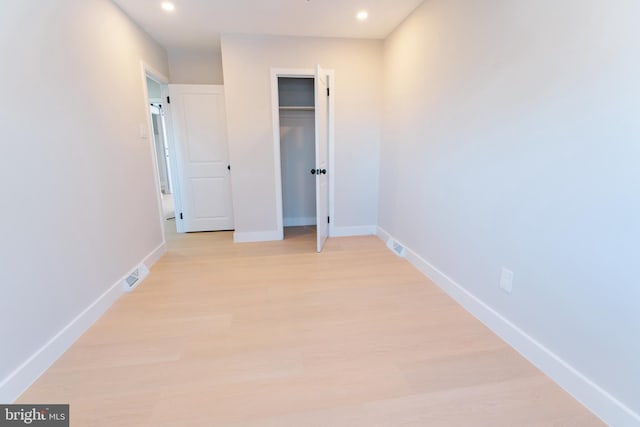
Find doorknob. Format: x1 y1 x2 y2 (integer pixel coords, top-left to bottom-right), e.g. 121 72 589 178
319 169 327 175
310 168 316 175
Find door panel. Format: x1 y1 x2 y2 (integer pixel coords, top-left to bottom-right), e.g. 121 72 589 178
169 85 234 232
189 178 231 218
314 65 329 252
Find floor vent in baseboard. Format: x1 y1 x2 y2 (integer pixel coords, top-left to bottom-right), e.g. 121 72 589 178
387 239 406 258
123 264 149 292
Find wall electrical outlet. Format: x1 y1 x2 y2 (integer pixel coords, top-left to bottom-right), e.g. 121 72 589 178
500 267 514 294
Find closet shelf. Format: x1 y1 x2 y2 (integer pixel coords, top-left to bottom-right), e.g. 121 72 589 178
279 106 315 111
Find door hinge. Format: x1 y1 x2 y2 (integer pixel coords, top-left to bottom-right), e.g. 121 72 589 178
327 88 330 97
328 216 330 224
179 212 183 220
166 96 171 104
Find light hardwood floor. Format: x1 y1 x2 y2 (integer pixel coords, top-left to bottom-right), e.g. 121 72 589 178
19 223 603 426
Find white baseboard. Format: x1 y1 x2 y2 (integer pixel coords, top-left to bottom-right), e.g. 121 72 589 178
233 225 377 242
144 241 166 268
376 226 392 243
234 229 283 243
330 225 377 237
376 226 639 427
284 217 316 227
0 242 166 403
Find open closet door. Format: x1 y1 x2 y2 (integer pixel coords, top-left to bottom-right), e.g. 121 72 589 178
314 65 329 252
168 84 234 232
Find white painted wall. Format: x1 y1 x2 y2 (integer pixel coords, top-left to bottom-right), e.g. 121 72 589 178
379 0 640 422
0 0 168 400
221 34 382 236
168 47 224 84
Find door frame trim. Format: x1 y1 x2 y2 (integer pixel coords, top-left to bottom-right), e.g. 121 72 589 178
270 68 335 240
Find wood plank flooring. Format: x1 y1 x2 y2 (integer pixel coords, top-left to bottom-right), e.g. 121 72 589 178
18 223 603 426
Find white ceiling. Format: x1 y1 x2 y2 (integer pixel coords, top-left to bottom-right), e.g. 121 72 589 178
112 0 424 51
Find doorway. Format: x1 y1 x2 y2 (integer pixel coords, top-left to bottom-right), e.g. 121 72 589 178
148 102 174 219
271 67 334 252
278 77 317 241
142 65 176 237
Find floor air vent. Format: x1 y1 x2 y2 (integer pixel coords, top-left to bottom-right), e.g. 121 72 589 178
387 239 406 258
122 264 149 292
125 272 140 287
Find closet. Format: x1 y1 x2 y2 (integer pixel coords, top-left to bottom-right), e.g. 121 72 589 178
278 77 316 231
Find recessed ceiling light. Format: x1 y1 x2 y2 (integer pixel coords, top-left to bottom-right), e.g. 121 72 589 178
356 10 368 21
161 2 175 12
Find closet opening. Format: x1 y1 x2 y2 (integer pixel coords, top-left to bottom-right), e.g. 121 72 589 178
278 77 317 242
271 66 333 252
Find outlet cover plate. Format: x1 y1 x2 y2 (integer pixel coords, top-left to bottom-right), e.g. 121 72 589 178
500 267 514 294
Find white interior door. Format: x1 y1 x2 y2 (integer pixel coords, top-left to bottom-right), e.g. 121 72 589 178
314 65 329 252
168 84 234 232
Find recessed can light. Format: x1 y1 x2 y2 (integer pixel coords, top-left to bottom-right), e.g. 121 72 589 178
161 2 175 12
356 10 368 21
